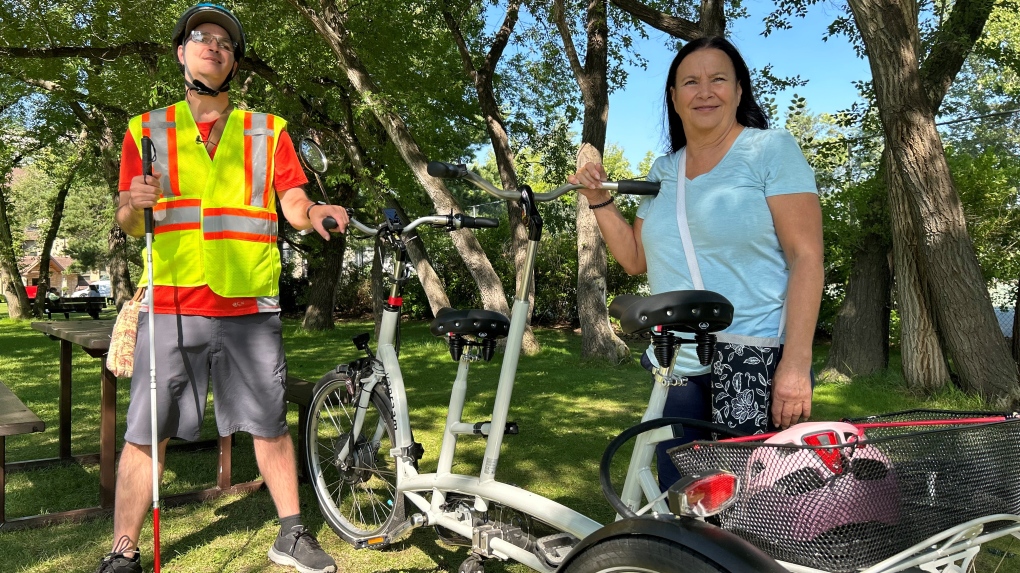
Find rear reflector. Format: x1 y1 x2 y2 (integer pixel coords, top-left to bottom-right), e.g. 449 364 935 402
667 471 739 517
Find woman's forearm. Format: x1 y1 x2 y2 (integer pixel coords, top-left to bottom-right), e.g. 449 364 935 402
781 251 824 369
590 204 647 275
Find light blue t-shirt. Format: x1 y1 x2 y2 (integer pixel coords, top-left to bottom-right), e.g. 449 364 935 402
637 128 818 374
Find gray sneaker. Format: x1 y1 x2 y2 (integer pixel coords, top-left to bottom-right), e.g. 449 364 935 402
95 538 142 573
268 526 337 573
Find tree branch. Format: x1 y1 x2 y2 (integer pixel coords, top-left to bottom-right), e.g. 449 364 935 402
0 42 166 61
442 10 478 82
17 76 130 119
553 0 587 83
609 0 701 40
483 0 521 72
920 0 996 113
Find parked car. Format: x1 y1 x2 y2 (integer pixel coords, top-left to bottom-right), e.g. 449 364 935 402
71 281 112 298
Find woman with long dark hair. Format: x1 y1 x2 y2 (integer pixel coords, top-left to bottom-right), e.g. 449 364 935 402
570 36 823 490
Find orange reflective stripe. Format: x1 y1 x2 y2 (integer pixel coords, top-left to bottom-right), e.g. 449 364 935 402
155 223 201 235
141 112 151 138
203 231 277 243
166 105 180 196
244 112 253 206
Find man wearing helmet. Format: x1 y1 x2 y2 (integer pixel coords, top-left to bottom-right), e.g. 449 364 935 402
97 4 344 573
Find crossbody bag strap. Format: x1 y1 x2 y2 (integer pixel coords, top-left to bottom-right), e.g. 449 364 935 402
674 149 705 290
673 149 787 340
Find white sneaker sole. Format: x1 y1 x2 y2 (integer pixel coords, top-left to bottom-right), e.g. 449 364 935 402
267 546 337 573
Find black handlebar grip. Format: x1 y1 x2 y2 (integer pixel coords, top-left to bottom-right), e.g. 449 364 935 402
322 216 338 230
427 161 468 179
455 214 499 229
617 180 660 196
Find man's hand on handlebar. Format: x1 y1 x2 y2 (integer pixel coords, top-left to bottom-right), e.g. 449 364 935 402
568 162 612 204
309 203 350 239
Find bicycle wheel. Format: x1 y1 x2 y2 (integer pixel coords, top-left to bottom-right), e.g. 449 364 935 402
563 536 729 573
305 372 405 545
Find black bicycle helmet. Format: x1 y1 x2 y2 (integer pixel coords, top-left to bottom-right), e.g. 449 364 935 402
172 3 246 95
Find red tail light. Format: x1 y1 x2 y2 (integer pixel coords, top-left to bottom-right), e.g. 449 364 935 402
667 471 739 517
803 430 845 474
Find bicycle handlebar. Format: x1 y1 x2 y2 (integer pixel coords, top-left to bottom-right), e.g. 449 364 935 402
427 161 660 201
321 212 498 235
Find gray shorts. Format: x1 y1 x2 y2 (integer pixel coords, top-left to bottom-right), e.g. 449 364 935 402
124 312 289 444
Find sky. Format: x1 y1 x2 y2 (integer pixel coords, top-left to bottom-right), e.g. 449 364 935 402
605 3 873 168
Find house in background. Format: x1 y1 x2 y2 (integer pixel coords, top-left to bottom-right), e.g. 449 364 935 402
17 223 104 296
18 255 86 296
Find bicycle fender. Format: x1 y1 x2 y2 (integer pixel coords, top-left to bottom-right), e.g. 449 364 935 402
556 514 788 573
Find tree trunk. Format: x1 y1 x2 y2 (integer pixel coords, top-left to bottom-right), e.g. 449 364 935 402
302 169 358 331
847 0 1019 404
89 119 136 308
107 225 134 310
302 233 346 330
823 228 890 379
886 151 950 392
0 183 30 319
442 3 539 354
554 0 629 362
34 149 85 314
289 0 512 320
577 144 629 363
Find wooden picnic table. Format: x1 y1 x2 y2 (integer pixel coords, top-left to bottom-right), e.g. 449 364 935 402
11 320 264 530
0 382 46 529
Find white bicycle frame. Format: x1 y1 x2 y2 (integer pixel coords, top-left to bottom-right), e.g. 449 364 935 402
329 181 673 571
327 178 1020 573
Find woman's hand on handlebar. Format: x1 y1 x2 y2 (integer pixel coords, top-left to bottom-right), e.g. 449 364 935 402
568 162 612 204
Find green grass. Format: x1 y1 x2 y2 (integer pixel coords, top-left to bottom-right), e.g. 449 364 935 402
0 306 1016 573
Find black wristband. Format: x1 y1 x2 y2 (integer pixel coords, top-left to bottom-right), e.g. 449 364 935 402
306 201 326 220
588 196 614 210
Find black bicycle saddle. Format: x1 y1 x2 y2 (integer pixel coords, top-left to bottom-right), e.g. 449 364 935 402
609 290 733 334
429 308 511 340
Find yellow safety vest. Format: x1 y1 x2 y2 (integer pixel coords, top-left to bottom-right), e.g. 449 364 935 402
127 101 283 298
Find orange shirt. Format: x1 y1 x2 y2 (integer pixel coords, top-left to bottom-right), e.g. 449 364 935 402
119 121 308 316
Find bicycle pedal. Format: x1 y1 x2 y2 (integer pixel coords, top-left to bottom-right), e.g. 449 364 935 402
353 514 423 550
533 532 579 568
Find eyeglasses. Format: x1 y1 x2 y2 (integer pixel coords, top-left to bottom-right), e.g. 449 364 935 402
189 29 236 53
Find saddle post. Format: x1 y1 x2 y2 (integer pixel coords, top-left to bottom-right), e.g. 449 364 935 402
478 185 542 485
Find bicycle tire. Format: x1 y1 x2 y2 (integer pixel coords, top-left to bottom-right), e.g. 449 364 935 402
562 536 730 573
304 371 405 545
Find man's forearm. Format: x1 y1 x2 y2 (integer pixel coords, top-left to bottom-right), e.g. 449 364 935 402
116 203 146 238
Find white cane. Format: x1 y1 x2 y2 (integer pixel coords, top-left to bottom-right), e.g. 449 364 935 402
140 135 162 573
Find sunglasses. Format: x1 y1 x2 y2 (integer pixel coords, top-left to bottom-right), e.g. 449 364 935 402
189 29 236 53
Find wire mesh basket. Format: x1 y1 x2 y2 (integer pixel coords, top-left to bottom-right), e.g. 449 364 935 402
668 411 1020 572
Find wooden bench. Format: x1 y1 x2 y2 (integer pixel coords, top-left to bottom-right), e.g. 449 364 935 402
285 375 316 481
0 382 46 529
43 297 107 320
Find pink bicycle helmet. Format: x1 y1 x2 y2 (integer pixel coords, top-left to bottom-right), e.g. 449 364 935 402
738 422 900 542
